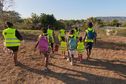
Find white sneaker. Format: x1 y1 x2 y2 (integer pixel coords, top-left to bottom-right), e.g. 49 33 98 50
67 58 70 62
70 62 73 66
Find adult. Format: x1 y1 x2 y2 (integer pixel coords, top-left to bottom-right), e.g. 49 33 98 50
2 22 23 65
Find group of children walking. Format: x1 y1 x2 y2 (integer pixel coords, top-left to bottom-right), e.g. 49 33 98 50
2 22 96 71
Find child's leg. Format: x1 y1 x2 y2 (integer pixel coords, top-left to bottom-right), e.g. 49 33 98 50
13 52 18 65
78 53 81 61
88 49 91 58
61 51 64 58
79 54 83 62
87 49 91 60
86 49 89 59
55 44 59 52
70 54 74 65
63 51 66 58
69 50 72 62
67 50 70 61
44 52 49 68
87 42 93 60
51 43 54 53
69 50 75 65
62 51 66 59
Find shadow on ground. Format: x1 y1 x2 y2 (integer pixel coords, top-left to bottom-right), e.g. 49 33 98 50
95 40 126 50
18 62 126 84
80 58 126 78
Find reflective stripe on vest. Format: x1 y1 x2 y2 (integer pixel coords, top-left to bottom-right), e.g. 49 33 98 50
5 38 19 40
3 28 21 47
85 28 94 42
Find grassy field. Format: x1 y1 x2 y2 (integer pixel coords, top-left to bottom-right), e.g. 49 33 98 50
0 27 126 38
116 28 126 37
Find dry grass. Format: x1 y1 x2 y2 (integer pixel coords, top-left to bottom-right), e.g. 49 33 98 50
0 30 126 84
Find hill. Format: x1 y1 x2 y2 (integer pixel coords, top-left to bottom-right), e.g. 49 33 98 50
96 16 126 22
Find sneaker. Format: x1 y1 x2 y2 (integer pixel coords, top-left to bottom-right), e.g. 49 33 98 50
43 67 50 72
63 57 67 59
15 61 20 66
70 62 74 66
43 68 47 71
67 58 70 62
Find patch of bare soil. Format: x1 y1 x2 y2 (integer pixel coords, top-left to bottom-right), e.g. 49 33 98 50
0 36 126 84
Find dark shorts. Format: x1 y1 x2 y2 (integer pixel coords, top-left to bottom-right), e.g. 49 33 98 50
51 43 54 48
85 42 93 50
7 46 19 52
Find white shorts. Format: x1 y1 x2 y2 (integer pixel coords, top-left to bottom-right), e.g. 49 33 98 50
69 50 76 56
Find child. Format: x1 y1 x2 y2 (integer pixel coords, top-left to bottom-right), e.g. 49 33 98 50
77 37 85 63
68 30 77 65
47 25 55 53
60 37 67 59
35 29 50 71
54 34 60 53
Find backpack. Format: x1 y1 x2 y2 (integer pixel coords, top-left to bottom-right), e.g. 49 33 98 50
87 30 95 39
69 37 77 50
38 36 48 52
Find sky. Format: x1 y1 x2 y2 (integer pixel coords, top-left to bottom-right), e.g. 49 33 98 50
12 0 126 20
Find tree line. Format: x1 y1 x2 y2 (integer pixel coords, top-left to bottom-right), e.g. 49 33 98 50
0 10 126 30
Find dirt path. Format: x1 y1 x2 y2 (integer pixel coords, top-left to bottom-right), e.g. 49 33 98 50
0 36 126 84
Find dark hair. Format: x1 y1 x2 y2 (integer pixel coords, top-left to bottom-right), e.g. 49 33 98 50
70 30 74 34
43 28 47 33
61 37 65 41
48 25 53 29
79 37 83 42
88 22 93 28
6 22 13 27
75 27 78 30
43 28 47 35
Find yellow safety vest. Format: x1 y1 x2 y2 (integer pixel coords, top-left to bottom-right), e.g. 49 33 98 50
85 28 94 43
47 29 53 36
77 42 85 50
61 41 67 48
60 29 65 36
47 29 54 43
74 29 79 38
69 34 77 40
60 41 67 51
2 28 21 47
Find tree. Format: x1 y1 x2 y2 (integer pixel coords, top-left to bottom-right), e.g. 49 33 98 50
111 19 120 27
31 13 40 24
0 0 14 22
1 11 21 23
54 21 65 30
0 0 14 11
87 17 97 24
40 13 56 28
